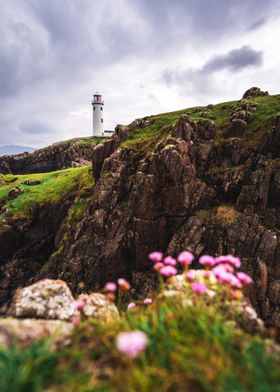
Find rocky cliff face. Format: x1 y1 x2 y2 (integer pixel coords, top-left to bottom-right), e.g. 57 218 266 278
1 90 280 333
0 137 99 174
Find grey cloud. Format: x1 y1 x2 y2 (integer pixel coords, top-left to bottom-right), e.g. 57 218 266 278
0 0 278 147
19 122 55 135
136 0 277 42
203 46 263 73
246 18 267 31
162 46 263 95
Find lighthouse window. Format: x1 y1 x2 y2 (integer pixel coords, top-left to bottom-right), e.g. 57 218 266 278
101 119 103 123
101 107 103 111
93 107 95 110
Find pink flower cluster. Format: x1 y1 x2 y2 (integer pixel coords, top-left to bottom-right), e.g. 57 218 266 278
104 278 131 293
149 250 195 277
116 330 148 358
208 255 252 289
149 250 253 293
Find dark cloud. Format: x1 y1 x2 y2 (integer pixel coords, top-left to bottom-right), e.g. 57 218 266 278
203 46 263 73
0 0 278 146
135 0 277 42
162 46 263 96
246 18 267 31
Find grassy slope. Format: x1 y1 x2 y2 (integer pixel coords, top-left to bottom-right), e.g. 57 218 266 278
40 136 106 151
1 94 279 220
1 96 280 391
122 94 280 151
1 279 280 392
0 166 92 220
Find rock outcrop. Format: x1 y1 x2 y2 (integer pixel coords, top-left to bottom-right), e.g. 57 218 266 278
8 279 75 320
0 279 119 347
1 91 280 335
80 293 119 321
242 87 269 99
0 138 95 175
0 318 73 348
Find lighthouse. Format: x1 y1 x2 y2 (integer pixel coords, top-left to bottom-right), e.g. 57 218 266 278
92 92 104 136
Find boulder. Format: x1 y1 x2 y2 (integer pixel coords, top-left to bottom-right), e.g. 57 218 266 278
80 293 119 321
8 279 75 320
8 187 21 199
0 318 73 348
228 119 247 137
23 179 43 186
242 87 269 99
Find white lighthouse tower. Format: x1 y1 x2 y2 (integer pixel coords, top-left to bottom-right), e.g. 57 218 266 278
92 92 104 136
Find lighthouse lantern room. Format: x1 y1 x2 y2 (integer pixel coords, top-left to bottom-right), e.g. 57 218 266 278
92 92 104 136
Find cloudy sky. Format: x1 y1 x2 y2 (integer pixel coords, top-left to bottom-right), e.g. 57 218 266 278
1 0 280 148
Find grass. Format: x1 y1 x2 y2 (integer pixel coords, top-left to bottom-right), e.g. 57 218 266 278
195 205 241 227
0 166 92 220
1 274 280 392
121 94 280 153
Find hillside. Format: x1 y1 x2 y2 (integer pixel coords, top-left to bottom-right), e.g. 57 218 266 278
0 87 280 335
0 136 105 174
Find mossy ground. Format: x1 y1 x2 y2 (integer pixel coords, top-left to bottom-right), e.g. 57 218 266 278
0 166 92 221
122 94 280 152
1 282 280 392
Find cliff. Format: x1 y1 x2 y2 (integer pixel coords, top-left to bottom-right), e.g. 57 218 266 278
0 136 105 174
1 88 280 334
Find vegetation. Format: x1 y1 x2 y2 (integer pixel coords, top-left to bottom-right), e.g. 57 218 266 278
1 253 280 392
45 136 107 149
195 204 241 227
121 94 280 152
0 166 92 220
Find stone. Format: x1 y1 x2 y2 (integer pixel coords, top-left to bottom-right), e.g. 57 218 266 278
8 187 21 199
8 279 75 320
0 318 73 348
228 119 247 137
23 179 43 185
242 87 269 99
80 293 119 321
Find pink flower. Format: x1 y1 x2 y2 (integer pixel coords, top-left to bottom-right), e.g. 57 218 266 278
149 251 163 263
160 265 177 277
191 282 207 294
199 255 215 267
202 270 212 278
215 255 241 269
213 265 233 283
154 262 164 271
117 278 131 291
72 297 87 311
237 272 253 285
104 282 117 292
230 275 243 289
70 315 80 326
164 256 177 266
127 302 136 310
143 297 152 305
116 330 148 358
185 271 195 282
178 251 194 266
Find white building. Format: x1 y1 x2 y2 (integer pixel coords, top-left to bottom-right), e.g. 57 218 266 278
92 92 104 136
91 92 114 137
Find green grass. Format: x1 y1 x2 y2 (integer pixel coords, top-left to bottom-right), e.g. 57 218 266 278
0 166 92 220
121 94 280 152
1 280 279 392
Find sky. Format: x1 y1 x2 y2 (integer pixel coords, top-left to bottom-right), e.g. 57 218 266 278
0 0 280 148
